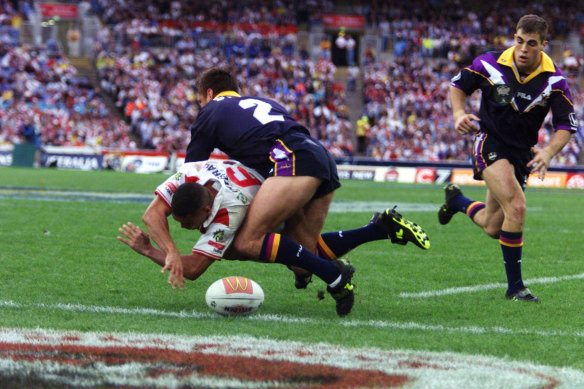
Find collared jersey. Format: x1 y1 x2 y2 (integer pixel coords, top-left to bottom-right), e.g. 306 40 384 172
451 47 577 149
155 160 263 260
185 91 309 177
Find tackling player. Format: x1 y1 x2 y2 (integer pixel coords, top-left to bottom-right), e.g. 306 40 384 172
176 67 429 316
118 159 431 316
439 14 577 302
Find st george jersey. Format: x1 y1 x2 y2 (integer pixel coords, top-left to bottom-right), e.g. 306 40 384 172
155 160 263 260
451 47 577 149
185 92 309 177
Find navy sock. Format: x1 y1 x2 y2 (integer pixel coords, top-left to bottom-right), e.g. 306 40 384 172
318 224 387 260
260 233 340 284
499 230 525 293
450 193 476 214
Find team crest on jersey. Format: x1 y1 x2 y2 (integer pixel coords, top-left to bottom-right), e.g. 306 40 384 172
493 84 513 105
212 229 225 242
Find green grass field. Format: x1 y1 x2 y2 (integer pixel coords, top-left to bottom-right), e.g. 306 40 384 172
1 166 583 376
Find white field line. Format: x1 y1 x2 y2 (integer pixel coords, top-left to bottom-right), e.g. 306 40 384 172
399 272 584 298
0 188 545 213
2 299 584 340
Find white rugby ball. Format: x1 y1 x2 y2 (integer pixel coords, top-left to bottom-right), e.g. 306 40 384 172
205 276 264 316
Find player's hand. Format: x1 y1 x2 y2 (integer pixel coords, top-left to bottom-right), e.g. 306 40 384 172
527 147 552 181
117 222 152 255
454 113 480 135
161 252 184 290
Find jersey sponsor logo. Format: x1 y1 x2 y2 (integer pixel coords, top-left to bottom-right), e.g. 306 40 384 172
222 276 253 294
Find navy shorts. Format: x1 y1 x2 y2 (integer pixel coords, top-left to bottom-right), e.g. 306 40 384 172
268 131 341 198
472 132 533 190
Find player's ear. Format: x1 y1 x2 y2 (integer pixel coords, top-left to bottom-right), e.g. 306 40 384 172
206 88 214 101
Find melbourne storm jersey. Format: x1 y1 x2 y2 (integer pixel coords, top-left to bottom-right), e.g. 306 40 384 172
185 91 309 177
155 160 263 260
451 47 577 149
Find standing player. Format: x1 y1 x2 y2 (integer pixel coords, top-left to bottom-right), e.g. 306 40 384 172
439 15 577 302
118 160 430 315
177 67 429 317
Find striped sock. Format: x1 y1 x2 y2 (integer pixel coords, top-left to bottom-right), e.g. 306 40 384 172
499 230 525 293
259 233 339 284
465 201 486 221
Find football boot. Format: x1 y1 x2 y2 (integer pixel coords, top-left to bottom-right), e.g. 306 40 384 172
438 184 462 225
505 287 540 303
326 258 355 317
371 206 430 250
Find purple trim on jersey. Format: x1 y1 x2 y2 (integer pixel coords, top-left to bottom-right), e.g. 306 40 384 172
470 53 510 85
473 133 487 173
269 140 295 176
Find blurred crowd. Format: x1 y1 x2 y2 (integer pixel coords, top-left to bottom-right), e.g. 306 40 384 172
354 0 583 165
93 0 353 156
0 0 582 166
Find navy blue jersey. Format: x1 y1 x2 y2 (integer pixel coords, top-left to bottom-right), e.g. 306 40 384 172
451 48 577 149
185 91 308 176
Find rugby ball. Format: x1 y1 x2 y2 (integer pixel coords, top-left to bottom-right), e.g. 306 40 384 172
205 276 264 316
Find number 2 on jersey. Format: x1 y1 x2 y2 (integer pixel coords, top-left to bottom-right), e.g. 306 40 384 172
239 98 284 125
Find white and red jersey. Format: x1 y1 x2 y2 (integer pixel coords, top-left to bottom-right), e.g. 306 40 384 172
155 160 263 260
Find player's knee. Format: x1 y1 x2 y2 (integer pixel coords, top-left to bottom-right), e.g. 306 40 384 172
506 201 526 225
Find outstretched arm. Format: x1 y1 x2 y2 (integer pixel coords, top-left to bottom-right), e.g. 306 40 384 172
142 196 185 289
117 221 214 281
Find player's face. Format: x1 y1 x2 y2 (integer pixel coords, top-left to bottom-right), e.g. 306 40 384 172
173 209 209 231
513 30 547 74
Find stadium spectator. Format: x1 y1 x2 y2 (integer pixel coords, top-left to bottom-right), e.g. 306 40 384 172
0 42 134 150
439 15 577 303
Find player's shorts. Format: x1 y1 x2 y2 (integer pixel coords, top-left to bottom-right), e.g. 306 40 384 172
268 131 341 198
472 132 533 189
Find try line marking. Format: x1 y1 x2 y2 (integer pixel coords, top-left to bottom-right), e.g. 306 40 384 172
399 272 584 298
2 299 584 340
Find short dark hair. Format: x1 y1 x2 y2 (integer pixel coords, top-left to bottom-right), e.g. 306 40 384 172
516 14 548 43
197 67 239 96
171 182 209 218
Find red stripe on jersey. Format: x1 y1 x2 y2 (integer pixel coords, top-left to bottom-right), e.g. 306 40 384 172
208 240 225 250
167 182 177 192
213 208 229 226
192 248 222 260
154 190 171 208
185 175 199 183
